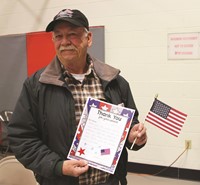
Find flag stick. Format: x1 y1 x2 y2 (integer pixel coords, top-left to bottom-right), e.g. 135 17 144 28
130 95 158 150
130 137 137 150
130 120 149 150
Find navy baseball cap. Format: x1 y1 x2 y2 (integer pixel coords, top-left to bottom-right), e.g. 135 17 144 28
46 9 89 32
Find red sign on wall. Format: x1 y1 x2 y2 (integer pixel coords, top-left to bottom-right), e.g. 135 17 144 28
168 32 200 60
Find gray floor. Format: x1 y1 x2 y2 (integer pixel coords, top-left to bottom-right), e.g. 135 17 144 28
127 173 200 185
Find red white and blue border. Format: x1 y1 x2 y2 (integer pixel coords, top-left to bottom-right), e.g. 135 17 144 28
67 97 135 174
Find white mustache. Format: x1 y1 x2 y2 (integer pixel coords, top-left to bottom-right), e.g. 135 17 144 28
59 46 77 51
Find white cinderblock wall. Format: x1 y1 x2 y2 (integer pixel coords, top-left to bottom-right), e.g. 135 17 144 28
0 0 199 171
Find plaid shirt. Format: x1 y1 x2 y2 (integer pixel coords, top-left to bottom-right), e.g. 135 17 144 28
63 62 110 185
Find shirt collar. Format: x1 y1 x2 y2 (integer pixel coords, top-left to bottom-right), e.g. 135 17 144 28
61 58 97 80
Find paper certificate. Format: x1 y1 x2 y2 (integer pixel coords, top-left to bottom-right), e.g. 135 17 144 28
67 97 135 174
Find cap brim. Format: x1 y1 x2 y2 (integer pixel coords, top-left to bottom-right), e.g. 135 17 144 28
46 18 85 32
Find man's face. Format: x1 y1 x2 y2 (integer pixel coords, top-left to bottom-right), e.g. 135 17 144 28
52 22 92 64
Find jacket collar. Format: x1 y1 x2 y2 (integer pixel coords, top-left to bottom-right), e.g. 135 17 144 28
39 55 120 86
91 56 120 81
39 57 64 86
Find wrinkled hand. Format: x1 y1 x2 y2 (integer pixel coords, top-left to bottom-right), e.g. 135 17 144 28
62 159 89 177
128 123 147 146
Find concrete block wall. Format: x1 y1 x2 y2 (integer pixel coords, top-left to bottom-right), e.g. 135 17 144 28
0 0 200 171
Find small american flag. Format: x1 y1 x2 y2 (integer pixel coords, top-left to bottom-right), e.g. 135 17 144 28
101 148 110 155
145 98 187 137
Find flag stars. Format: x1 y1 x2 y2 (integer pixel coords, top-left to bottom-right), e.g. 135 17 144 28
152 101 170 118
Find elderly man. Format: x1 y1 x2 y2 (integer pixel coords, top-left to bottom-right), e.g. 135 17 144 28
8 9 147 185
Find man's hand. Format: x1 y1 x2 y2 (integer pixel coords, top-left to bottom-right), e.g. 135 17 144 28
62 159 89 177
128 123 147 146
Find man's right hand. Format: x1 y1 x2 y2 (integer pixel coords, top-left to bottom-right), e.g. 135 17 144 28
62 159 89 177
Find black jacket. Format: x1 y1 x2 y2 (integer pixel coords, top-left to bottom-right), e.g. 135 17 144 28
8 56 143 185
